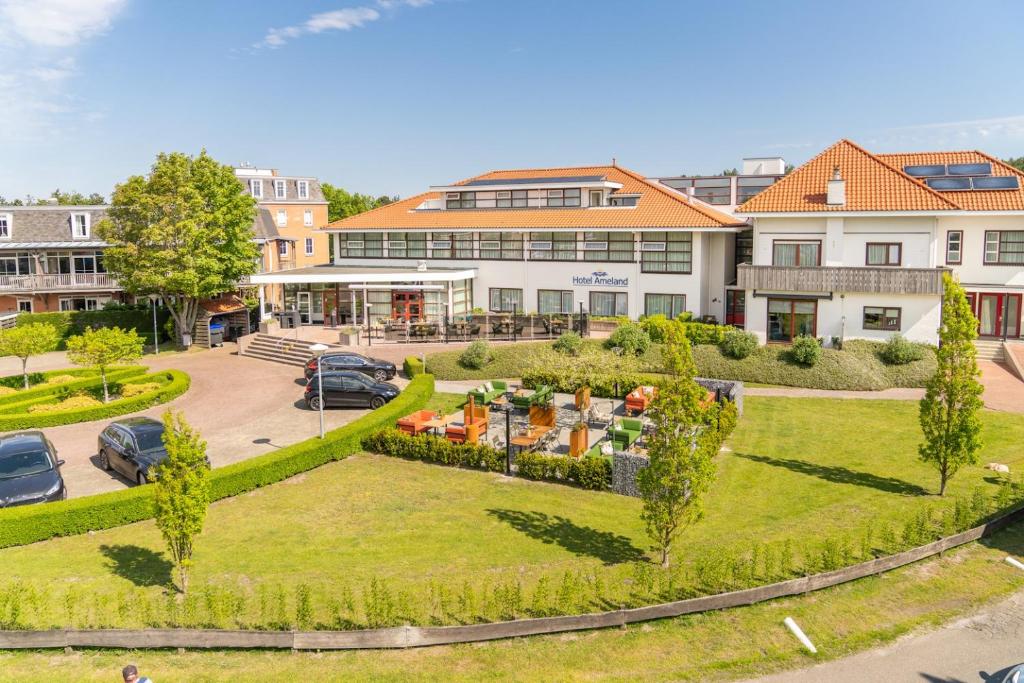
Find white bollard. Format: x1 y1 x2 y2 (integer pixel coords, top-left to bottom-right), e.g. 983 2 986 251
1005 556 1024 571
784 616 817 654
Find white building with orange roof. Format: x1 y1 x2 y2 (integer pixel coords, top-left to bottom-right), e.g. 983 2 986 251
736 139 1024 347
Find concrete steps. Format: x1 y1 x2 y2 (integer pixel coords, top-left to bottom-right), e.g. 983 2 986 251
239 333 340 367
974 340 1006 363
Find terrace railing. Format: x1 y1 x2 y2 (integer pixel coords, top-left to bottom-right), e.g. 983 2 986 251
736 264 948 295
0 273 121 293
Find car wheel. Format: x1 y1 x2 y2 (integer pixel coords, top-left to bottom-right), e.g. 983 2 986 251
99 449 110 471
309 396 323 411
137 471 148 485
369 396 386 409
373 369 387 382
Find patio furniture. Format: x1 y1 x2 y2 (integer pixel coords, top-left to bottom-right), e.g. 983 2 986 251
569 424 588 457
574 387 591 412
424 414 457 436
625 385 657 416
587 400 614 429
397 409 439 436
445 402 489 445
467 380 508 405
609 417 643 451
529 403 556 428
538 426 562 452
510 384 553 410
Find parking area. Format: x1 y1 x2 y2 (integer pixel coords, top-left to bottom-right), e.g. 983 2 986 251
0 344 406 498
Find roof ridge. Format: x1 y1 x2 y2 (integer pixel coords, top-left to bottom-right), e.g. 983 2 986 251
735 139 853 212
325 191 430 227
851 140 962 210
608 163 744 226
876 149 984 157
969 150 1024 181
476 163 617 176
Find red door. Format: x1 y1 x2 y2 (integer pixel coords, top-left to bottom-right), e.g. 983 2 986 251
725 290 745 328
391 291 424 321
974 293 1022 338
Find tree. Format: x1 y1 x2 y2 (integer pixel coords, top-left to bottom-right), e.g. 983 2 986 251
65 327 143 402
918 273 984 495
96 151 259 345
321 182 397 222
1004 157 1024 173
636 326 716 568
153 410 211 594
0 324 60 388
47 189 106 205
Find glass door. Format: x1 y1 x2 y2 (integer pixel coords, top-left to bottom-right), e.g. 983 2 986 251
978 293 1022 338
297 292 312 324
725 290 745 328
322 290 338 326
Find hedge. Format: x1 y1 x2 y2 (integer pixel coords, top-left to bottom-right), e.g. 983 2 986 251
0 373 436 549
0 366 147 409
16 309 171 349
516 451 611 490
403 355 425 377
0 369 190 430
521 367 664 399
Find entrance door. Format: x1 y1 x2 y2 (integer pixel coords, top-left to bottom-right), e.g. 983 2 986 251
977 293 1022 338
297 292 312 324
391 290 424 321
725 290 745 328
322 291 339 326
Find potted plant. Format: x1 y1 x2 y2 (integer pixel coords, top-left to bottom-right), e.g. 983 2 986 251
338 325 360 346
569 420 588 457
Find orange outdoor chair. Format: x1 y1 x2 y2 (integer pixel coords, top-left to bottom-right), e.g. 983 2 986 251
446 402 489 445
397 410 438 436
625 385 657 416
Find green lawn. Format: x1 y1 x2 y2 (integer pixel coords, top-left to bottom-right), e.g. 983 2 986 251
0 397 1020 633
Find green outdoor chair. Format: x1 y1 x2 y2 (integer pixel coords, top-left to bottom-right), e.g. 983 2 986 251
608 417 643 451
467 380 508 405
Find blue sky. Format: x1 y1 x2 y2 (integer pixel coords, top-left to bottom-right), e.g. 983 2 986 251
3 0 1024 200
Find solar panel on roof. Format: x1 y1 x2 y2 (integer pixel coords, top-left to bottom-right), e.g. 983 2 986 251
464 175 606 186
904 164 946 177
926 177 972 191
947 163 992 176
971 176 1020 190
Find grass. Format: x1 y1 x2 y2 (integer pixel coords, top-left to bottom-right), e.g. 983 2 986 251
422 391 467 416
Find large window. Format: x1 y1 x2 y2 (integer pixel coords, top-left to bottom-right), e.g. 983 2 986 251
0 214 10 238
545 188 581 207
529 232 576 260
583 231 633 262
297 180 309 199
644 293 686 319
767 298 817 342
0 252 31 275
249 179 263 199
274 180 286 199
945 230 963 265
590 291 627 317
538 289 573 314
863 306 901 331
736 176 777 204
489 288 523 313
337 232 384 258
866 242 901 266
386 232 427 258
480 232 523 260
304 238 314 256
71 213 90 239
772 241 820 267
984 230 1024 264
430 232 473 259
641 232 692 273
446 192 476 209
496 190 528 208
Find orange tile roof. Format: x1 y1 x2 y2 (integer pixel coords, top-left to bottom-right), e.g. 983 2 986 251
199 295 248 315
326 164 745 230
740 139 1024 213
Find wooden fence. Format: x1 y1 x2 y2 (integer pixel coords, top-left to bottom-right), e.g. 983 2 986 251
2 504 1022 651
737 264 948 295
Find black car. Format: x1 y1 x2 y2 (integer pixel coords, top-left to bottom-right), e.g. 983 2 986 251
97 417 169 485
305 370 400 410
304 352 396 383
0 431 66 507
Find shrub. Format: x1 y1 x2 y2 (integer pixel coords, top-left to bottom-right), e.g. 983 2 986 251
403 356 425 377
881 334 925 365
552 332 584 356
121 382 161 398
605 322 651 356
28 394 103 414
639 314 675 343
44 375 79 385
679 321 731 346
522 366 661 399
789 336 822 366
459 340 492 369
16 309 171 350
719 329 758 359
0 387 17 397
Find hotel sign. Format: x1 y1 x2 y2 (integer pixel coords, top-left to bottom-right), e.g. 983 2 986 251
571 271 629 288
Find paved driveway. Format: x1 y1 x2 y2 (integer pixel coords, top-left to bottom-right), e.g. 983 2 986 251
3 345 405 498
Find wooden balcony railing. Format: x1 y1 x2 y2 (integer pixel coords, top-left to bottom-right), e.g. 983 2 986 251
0 273 121 292
736 264 949 295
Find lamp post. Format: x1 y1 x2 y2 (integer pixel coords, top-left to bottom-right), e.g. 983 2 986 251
310 343 329 439
148 294 160 355
497 402 513 475
364 303 373 347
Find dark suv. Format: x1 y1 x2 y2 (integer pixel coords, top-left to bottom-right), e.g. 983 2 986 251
304 352 396 383
0 431 66 507
98 417 170 485
305 370 400 410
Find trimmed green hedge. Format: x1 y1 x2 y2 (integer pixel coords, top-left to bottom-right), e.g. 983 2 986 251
0 373 436 549
522 367 663 399
0 369 190 430
516 451 611 490
16 309 171 349
403 356 425 377
0 366 147 410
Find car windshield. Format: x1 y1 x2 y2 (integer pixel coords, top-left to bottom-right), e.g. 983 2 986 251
134 428 166 452
0 449 52 479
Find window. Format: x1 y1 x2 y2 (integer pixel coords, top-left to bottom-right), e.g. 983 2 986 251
305 238 314 256
945 230 963 265
480 232 523 260
529 232 576 260
386 232 425 258
692 177 731 205
589 190 603 207
736 176 777 204
863 306 901 331
0 213 10 238
0 252 30 275
489 288 523 313
250 179 263 199
538 289 573 314
767 298 817 342
641 232 692 273
16 299 31 313
430 232 473 259
984 230 1024 264
645 293 686 319
866 242 901 266
71 213 90 239
274 180 286 199
590 291 627 317
59 296 106 312
545 188 581 208
772 241 820 266
338 232 384 258
276 210 287 227
583 231 633 262
297 180 309 199
303 210 313 227
496 190 528 208
446 192 476 209
278 241 289 257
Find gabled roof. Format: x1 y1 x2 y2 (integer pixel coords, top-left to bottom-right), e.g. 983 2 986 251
326 164 745 230
876 150 1024 211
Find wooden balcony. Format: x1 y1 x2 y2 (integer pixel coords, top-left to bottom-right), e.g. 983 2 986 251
0 273 121 293
736 264 948 295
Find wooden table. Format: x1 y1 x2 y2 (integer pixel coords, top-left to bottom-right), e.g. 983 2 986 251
490 395 509 407
423 415 457 436
510 425 553 452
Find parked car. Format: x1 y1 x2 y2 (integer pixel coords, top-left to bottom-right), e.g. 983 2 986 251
305 370 400 410
304 352 396 383
97 416 171 485
0 431 66 507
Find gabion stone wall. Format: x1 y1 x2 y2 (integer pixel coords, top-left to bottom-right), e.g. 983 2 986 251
611 452 649 497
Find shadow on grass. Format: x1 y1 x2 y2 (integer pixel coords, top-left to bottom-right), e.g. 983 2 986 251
99 544 173 587
486 508 645 565
733 452 929 496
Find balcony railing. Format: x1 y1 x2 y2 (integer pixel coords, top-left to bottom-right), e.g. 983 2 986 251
0 273 121 292
736 264 949 295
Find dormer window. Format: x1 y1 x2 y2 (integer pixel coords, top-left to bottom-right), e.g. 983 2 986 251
71 213 90 239
546 188 580 207
496 190 528 208
446 192 476 209
274 180 286 199
250 179 263 199
297 180 309 199
0 213 10 239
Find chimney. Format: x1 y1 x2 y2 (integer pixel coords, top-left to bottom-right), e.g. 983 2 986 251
826 166 845 206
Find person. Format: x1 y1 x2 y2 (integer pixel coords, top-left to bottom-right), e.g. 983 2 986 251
122 664 152 683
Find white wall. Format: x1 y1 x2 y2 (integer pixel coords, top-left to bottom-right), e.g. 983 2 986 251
936 215 1024 288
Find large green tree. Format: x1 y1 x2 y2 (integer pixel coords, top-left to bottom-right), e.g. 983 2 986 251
47 189 106 205
637 326 716 568
66 327 144 402
321 182 397 222
97 151 259 344
918 274 984 496
0 323 60 388
1004 157 1024 173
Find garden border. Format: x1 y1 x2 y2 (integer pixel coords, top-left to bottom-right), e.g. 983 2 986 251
2 495 1022 651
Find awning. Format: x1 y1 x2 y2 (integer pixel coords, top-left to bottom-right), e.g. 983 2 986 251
248 265 477 285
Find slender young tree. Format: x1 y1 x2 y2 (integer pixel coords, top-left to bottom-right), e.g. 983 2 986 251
65 327 143 402
153 410 211 595
0 323 60 388
919 273 984 495
637 326 716 568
